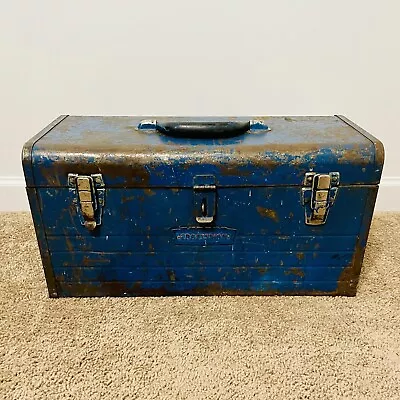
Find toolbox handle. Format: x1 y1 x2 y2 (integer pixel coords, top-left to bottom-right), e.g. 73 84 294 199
138 120 268 138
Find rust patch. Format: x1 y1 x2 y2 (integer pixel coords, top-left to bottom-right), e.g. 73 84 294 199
144 189 156 197
39 157 152 187
284 267 305 278
218 164 254 177
121 195 136 203
65 236 74 252
167 270 176 282
374 140 385 169
336 115 385 170
82 256 111 267
336 144 372 166
337 238 364 296
148 243 155 254
72 267 84 282
233 266 247 275
256 207 279 222
296 252 305 261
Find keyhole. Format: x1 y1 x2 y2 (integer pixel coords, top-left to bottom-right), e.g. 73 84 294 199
201 198 207 216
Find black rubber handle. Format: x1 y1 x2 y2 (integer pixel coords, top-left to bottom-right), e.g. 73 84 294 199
155 121 251 138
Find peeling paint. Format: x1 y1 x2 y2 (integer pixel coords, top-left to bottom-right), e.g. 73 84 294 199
284 267 305 278
256 207 279 222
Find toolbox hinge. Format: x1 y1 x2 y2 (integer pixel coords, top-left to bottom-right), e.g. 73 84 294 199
301 172 339 225
68 173 105 231
193 175 217 224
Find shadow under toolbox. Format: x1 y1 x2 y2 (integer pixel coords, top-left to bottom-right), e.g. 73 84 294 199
22 116 384 297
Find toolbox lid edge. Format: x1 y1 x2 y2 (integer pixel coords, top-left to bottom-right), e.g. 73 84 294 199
26 115 384 187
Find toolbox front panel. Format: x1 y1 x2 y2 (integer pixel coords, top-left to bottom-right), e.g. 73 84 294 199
38 185 375 296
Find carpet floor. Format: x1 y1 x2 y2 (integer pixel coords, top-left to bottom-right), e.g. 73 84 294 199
0 212 399 400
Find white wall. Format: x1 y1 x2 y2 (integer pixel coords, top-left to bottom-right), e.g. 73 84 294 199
1 0 399 211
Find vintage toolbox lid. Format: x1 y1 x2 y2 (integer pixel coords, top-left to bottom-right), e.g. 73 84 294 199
23 115 384 188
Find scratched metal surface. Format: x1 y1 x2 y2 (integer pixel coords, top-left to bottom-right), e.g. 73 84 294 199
28 116 382 187
23 116 383 296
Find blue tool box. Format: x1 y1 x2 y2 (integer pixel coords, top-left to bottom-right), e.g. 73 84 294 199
22 115 384 297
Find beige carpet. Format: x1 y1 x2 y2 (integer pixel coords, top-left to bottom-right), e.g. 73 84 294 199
0 212 399 400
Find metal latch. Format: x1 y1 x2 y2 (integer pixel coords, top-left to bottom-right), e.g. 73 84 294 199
301 172 339 225
193 175 216 224
68 173 105 231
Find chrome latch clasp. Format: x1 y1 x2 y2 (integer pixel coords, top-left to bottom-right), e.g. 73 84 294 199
68 173 105 231
301 172 339 225
193 175 217 224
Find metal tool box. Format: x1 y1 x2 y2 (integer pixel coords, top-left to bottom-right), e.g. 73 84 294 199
22 115 384 297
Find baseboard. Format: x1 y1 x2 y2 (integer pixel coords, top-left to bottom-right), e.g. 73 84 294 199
0 177 29 211
375 177 400 211
1 176 400 211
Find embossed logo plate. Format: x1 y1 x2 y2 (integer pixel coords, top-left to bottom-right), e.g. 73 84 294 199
172 228 236 245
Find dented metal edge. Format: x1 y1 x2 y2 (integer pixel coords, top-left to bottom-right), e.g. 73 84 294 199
22 115 69 187
335 115 385 179
26 188 58 298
